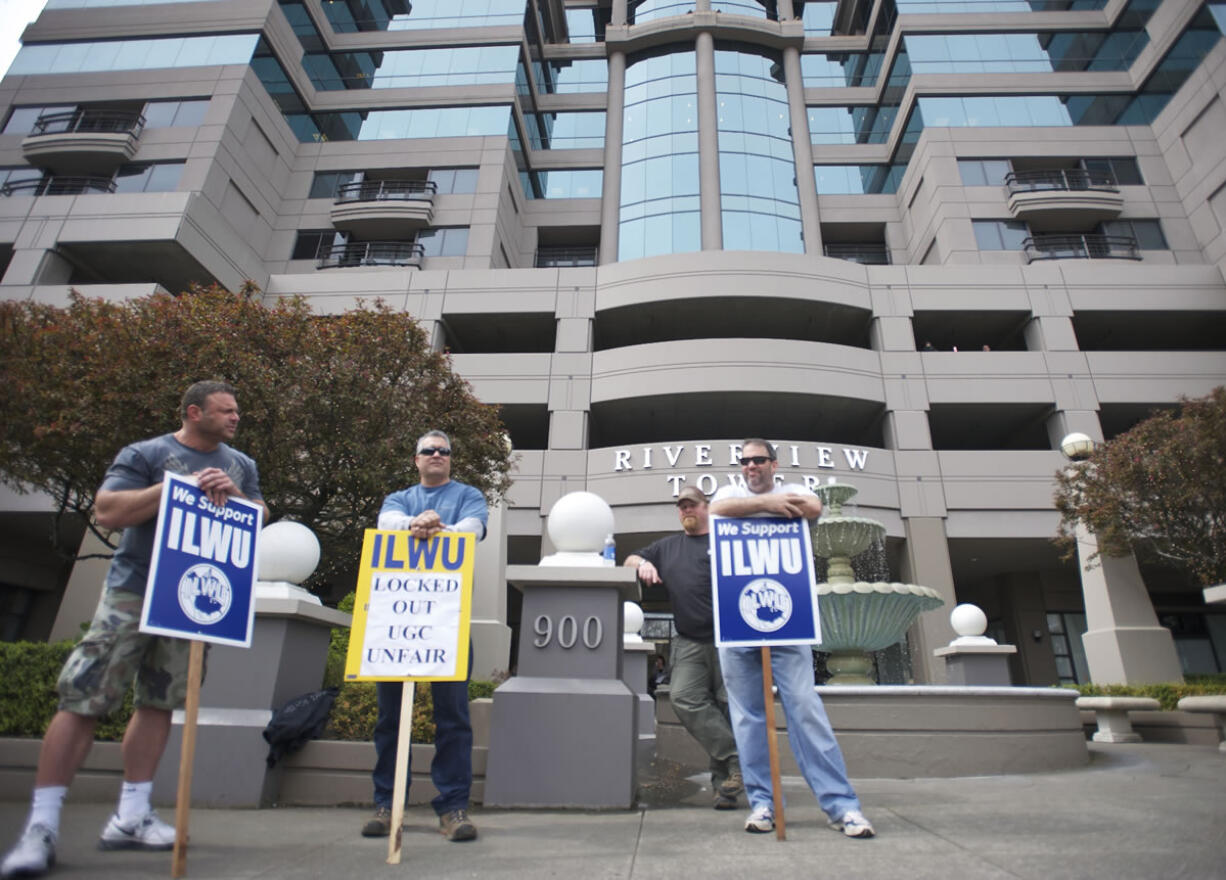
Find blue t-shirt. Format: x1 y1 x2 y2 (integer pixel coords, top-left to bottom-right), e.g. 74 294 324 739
102 433 263 593
379 480 488 540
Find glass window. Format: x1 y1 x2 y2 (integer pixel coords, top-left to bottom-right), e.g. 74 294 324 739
112 162 184 192
958 159 1011 186
815 164 902 194
141 99 210 128
802 1 835 35
973 220 1029 249
7 34 259 75
522 169 602 198
1102 219 1166 248
546 58 608 93
565 8 598 42
430 168 480 194
3 105 74 135
528 111 605 149
417 227 469 257
292 229 344 260
1082 156 1143 185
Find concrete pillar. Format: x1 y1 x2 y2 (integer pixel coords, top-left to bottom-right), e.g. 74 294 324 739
783 46 821 254
153 592 351 807
472 502 512 678
485 566 641 807
899 517 957 683
599 50 627 264
695 31 723 250
612 0 628 25
1074 523 1183 684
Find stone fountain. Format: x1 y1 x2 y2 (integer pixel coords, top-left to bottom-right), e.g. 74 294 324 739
812 480 944 684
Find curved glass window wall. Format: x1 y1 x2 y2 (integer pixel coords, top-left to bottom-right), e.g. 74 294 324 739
710 0 771 18
7 34 259 75
630 0 696 24
565 8 600 42
619 50 701 261
303 46 519 90
715 46 801 253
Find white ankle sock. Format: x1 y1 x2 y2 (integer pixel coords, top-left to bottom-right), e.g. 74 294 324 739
27 786 67 836
116 780 153 823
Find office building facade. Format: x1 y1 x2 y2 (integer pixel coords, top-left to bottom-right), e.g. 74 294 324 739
2 0 1225 684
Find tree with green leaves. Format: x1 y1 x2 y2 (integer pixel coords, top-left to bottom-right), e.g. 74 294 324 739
0 285 512 597
1054 387 1226 587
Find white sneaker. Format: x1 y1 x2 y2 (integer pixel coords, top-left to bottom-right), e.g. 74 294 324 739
98 811 176 851
831 808 875 838
1 823 56 878
743 805 774 833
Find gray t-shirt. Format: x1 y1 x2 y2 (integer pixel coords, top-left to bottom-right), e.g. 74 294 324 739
101 433 263 594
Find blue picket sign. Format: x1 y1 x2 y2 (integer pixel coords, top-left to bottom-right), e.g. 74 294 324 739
709 516 821 648
140 471 262 647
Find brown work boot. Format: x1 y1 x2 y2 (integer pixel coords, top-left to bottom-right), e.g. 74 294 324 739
439 809 477 841
361 806 392 837
713 792 737 810
718 769 744 799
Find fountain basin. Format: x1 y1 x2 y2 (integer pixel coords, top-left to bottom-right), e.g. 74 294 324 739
810 516 884 559
816 582 944 652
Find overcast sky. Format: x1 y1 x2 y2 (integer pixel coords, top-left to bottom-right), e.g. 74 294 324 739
1 0 48 78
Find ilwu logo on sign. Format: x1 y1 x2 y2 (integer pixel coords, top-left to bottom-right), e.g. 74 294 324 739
140 472 262 648
710 516 820 648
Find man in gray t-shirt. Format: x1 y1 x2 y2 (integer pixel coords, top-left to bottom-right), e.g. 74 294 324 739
2 381 267 880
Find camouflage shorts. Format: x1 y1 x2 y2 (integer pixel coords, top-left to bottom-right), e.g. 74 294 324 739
57 588 193 716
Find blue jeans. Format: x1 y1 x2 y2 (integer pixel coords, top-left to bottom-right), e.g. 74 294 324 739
718 645 860 821
372 670 472 815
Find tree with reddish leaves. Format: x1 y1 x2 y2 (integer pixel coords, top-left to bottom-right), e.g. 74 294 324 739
1054 387 1226 588
0 285 511 597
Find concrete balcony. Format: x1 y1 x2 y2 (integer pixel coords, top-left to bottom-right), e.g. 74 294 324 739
21 109 144 175
329 180 435 237
1006 169 1124 231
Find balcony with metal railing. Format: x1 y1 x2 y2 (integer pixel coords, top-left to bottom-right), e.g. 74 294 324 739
1022 234 1139 262
535 246 598 267
1006 169 1124 230
822 243 890 265
1 176 117 196
22 109 145 174
316 240 425 270
330 180 436 237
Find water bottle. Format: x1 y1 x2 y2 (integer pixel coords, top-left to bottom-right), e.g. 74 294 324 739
602 533 616 566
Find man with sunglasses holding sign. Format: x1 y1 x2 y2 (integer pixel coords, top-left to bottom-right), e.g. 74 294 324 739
709 439 874 839
361 430 488 843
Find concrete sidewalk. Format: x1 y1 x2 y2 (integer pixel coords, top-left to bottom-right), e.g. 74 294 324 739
3 742 1223 880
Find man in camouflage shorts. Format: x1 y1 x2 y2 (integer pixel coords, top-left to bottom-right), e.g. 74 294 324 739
2 381 267 880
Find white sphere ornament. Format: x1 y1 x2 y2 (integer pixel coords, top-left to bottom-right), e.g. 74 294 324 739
258 521 321 585
623 602 644 643
546 491 614 553
1060 432 1095 461
949 603 996 646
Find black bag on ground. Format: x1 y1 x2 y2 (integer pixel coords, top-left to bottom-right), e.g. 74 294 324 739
262 687 338 768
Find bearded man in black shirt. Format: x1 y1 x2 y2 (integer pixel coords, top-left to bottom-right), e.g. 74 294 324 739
624 486 742 810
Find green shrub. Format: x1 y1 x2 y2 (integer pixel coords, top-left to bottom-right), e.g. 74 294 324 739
0 641 134 740
1072 676 1226 711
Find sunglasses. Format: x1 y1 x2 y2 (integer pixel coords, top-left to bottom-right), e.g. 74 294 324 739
739 455 773 466
417 447 451 457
